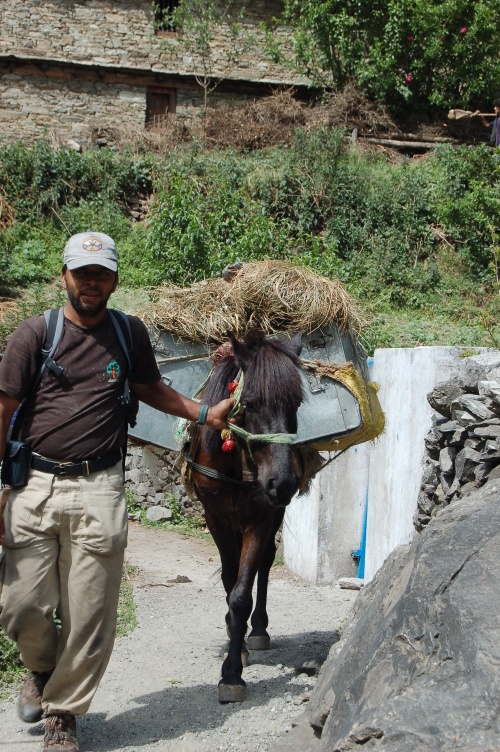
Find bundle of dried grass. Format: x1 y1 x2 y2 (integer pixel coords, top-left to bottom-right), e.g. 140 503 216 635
142 279 245 342
204 89 309 150
233 260 362 334
142 261 364 344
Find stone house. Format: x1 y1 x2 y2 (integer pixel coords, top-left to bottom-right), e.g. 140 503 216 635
0 0 309 148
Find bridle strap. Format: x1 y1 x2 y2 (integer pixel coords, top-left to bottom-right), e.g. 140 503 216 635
228 372 297 448
183 448 248 486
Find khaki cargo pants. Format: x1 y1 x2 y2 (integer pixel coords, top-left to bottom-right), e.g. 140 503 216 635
0 462 127 716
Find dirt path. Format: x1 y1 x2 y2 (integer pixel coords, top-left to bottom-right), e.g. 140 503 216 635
0 522 358 752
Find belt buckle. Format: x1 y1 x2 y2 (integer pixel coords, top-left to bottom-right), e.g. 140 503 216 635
82 460 90 476
57 461 79 477
57 463 69 477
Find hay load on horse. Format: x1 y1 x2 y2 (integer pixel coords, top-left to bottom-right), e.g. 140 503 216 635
133 261 384 703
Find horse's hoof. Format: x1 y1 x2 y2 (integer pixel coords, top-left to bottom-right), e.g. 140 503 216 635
218 680 246 703
247 634 271 650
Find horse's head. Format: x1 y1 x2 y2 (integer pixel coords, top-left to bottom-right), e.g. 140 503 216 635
229 332 304 507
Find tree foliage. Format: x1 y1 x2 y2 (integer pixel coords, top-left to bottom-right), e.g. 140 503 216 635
154 0 252 112
277 0 500 112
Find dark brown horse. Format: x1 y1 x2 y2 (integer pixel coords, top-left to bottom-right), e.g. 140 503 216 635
184 332 307 703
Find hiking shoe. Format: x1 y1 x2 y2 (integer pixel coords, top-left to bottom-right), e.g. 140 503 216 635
43 713 79 752
17 670 53 723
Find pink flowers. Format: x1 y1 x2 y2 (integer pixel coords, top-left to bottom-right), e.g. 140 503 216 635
407 35 414 42
460 26 467 35
405 74 413 83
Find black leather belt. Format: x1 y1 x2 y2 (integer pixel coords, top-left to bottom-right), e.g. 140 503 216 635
31 449 122 477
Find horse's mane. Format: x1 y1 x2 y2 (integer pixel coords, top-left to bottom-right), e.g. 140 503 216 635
198 337 304 455
202 356 240 406
243 337 304 412
202 336 304 410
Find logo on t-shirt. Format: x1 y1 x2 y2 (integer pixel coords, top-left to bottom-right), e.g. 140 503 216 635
106 361 121 381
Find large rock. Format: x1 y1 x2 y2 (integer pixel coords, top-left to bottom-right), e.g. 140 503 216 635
307 479 500 751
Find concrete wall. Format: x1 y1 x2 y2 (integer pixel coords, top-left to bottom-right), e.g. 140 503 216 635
283 347 491 586
363 346 486 582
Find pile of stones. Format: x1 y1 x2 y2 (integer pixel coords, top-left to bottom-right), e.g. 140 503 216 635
125 439 205 522
415 353 500 530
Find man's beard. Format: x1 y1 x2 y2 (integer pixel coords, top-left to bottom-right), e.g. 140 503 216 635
67 288 108 318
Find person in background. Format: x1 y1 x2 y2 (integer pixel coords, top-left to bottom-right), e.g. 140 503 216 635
0 231 234 752
476 99 500 145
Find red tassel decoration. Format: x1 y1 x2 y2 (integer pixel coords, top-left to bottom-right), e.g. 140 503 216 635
222 438 236 452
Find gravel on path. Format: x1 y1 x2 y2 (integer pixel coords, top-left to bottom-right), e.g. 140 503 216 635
0 522 358 752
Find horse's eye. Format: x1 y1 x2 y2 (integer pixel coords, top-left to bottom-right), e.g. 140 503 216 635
243 401 255 413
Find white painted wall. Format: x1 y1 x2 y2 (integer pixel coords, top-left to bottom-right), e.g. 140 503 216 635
283 473 320 582
363 346 478 581
283 441 369 584
283 346 492 586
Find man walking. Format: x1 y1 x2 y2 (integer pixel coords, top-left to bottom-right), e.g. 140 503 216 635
0 232 233 751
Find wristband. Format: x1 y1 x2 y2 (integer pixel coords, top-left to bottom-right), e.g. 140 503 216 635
197 404 209 425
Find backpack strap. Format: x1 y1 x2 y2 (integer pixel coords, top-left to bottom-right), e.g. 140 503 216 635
10 307 65 441
109 309 136 428
40 307 65 383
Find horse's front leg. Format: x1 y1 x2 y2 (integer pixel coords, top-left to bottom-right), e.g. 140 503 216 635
220 525 273 703
247 507 285 650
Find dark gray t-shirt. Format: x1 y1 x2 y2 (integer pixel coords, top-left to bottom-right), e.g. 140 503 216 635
0 311 161 460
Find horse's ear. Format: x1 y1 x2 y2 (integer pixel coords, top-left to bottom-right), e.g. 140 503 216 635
289 332 303 356
228 333 253 369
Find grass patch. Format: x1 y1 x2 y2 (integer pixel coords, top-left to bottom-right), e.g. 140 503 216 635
116 562 139 637
126 487 214 544
0 628 26 697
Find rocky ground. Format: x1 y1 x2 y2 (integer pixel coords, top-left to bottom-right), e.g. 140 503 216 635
0 522 357 752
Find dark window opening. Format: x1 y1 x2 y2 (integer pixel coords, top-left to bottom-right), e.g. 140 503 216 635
146 88 176 128
154 0 179 33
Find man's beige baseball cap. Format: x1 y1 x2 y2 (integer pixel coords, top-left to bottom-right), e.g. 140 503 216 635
64 231 118 272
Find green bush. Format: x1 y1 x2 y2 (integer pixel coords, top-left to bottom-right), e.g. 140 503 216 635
1 135 500 352
429 144 500 279
0 140 153 222
146 160 292 285
278 0 500 113
0 628 25 687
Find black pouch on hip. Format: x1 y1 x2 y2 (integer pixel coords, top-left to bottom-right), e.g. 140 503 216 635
1 440 33 487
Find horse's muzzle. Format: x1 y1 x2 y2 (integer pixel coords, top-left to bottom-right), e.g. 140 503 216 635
263 472 299 507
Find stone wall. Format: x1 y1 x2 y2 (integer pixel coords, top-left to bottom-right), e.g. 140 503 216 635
0 0 303 84
125 438 205 521
0 0 306 147
0 71 145 145
415 351 500 531
0 67 253 146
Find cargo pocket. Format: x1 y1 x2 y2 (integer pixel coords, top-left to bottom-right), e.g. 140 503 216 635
77 463 128 555
2 471 54 548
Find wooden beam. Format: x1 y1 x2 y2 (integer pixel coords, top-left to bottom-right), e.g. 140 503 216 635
362 137 445 150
